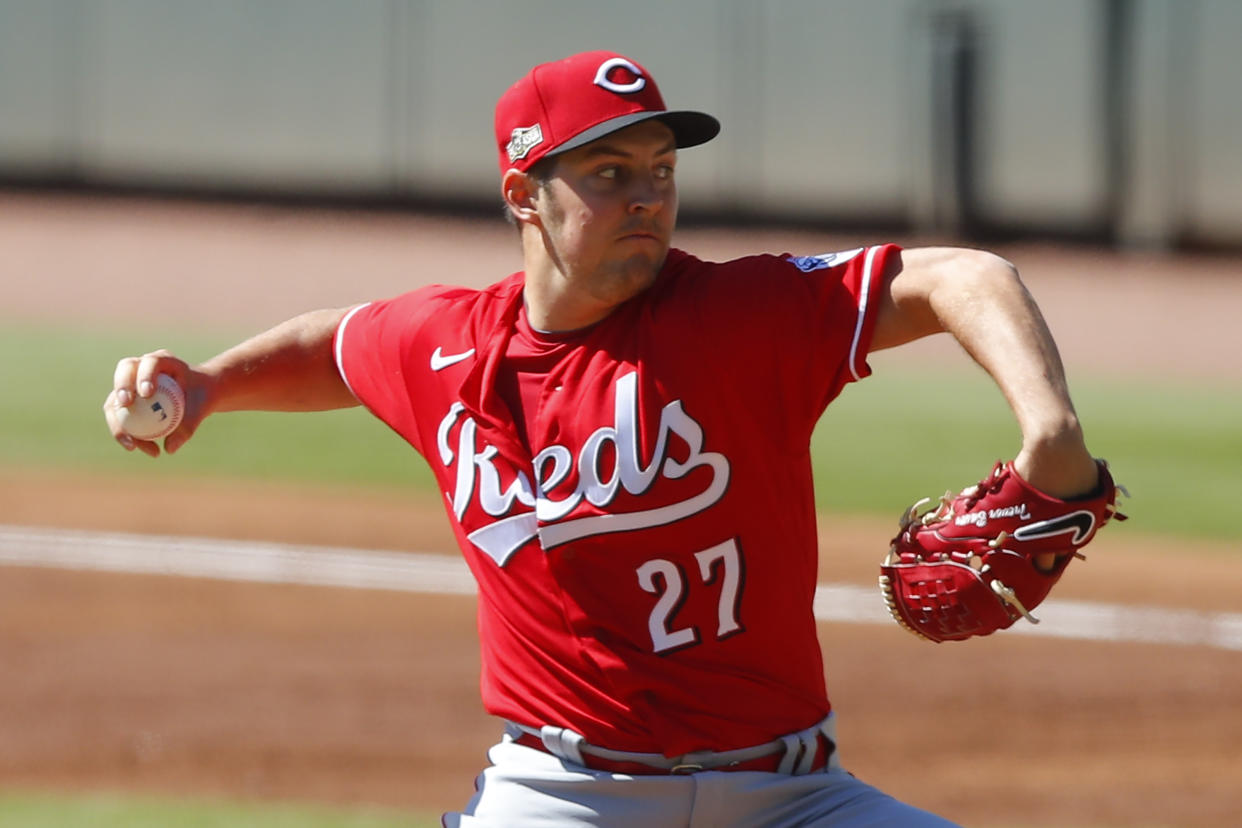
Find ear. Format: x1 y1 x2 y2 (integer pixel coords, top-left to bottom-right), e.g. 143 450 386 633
502 168 541 226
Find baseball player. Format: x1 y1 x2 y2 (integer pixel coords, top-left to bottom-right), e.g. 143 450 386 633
105 51 1121 826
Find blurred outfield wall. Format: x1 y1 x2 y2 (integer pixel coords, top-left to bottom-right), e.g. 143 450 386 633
0 0 1239 249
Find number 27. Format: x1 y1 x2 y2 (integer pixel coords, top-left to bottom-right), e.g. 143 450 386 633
636 538 744 654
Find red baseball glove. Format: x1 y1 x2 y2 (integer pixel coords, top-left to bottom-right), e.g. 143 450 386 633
879 460 1127 643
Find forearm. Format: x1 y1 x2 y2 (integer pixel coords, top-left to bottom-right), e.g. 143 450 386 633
201 307 358 414
880 249 1098 497
927 258 1078 434
106 306 359 457
929 259 1095 494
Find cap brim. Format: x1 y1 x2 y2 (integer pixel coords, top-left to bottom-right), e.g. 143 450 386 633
548 110 720 158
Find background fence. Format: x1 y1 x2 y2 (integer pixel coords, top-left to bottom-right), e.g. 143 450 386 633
1 0 1239 248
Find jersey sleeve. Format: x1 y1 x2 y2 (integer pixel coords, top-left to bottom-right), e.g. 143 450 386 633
790 244 895 398
673 244 898 428
780 244 896 414
333 287 442 457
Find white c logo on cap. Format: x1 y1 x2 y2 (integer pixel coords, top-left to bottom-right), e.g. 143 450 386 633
594 57 646 94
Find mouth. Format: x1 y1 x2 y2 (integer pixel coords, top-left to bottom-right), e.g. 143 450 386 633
620 230 663 244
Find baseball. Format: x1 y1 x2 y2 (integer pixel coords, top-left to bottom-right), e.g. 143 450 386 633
117 373 186 441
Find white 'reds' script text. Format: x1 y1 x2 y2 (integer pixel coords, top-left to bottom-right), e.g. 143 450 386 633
436 372 730 565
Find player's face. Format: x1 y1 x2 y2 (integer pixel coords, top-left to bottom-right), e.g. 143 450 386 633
535 120 679 312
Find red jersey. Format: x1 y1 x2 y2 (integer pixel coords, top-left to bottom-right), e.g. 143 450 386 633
334 245 896 756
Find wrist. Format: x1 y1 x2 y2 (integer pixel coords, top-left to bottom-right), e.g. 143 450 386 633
188 362 228 416
1013 421 1098 499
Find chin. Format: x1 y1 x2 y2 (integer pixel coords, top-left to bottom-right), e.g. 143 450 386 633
620 254 664 291
592 258 661 306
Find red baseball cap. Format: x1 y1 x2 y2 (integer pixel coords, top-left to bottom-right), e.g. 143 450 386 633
494 50 720 174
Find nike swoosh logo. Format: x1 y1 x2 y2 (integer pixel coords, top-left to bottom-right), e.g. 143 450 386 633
430 346 475 371
1012 510 1096 546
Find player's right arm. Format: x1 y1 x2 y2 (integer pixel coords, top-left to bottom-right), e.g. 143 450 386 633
104 307 358 457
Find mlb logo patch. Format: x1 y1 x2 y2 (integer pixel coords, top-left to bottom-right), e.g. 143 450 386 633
507 124 544 162
786 248 864 273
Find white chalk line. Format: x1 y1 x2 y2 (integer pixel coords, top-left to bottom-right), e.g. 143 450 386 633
3 524 1240 652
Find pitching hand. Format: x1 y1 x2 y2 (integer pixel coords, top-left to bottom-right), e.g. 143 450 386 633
104 350 209 457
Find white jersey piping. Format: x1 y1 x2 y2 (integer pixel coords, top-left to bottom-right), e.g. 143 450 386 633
334 302 372 399
847 246 880 381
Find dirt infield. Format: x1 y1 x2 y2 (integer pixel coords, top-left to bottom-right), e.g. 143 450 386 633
3 193 1241 826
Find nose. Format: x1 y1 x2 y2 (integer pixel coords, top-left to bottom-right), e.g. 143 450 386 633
628 173 669 215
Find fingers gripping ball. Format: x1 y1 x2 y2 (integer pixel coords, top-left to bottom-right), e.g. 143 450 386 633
117 374 186 441
878 460 1128 643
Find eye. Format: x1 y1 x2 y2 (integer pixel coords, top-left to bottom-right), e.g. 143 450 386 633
655 163 675 180
596 166 619 180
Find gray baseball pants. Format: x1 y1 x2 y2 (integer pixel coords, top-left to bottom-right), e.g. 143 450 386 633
443 726 961 827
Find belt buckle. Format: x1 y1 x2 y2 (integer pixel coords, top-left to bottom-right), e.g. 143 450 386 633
670 762 703 775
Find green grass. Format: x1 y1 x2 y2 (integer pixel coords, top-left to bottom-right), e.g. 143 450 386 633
0 324 435 493
0 789 1155 828
0 789 436 828
2 323 1239 542
812 366 1242 541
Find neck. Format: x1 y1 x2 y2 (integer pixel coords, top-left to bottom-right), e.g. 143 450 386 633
520 235 617 333
523 282 615 333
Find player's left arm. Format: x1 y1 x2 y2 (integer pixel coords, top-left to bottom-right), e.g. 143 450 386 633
868 246 1098 503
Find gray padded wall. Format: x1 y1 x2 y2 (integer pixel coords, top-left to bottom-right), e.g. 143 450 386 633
0 0 1238 246
398 0 737 209
77 0 395 190
749 0 916 220
0 1 80 170
968 0 1111 229
1182 0 1242 245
